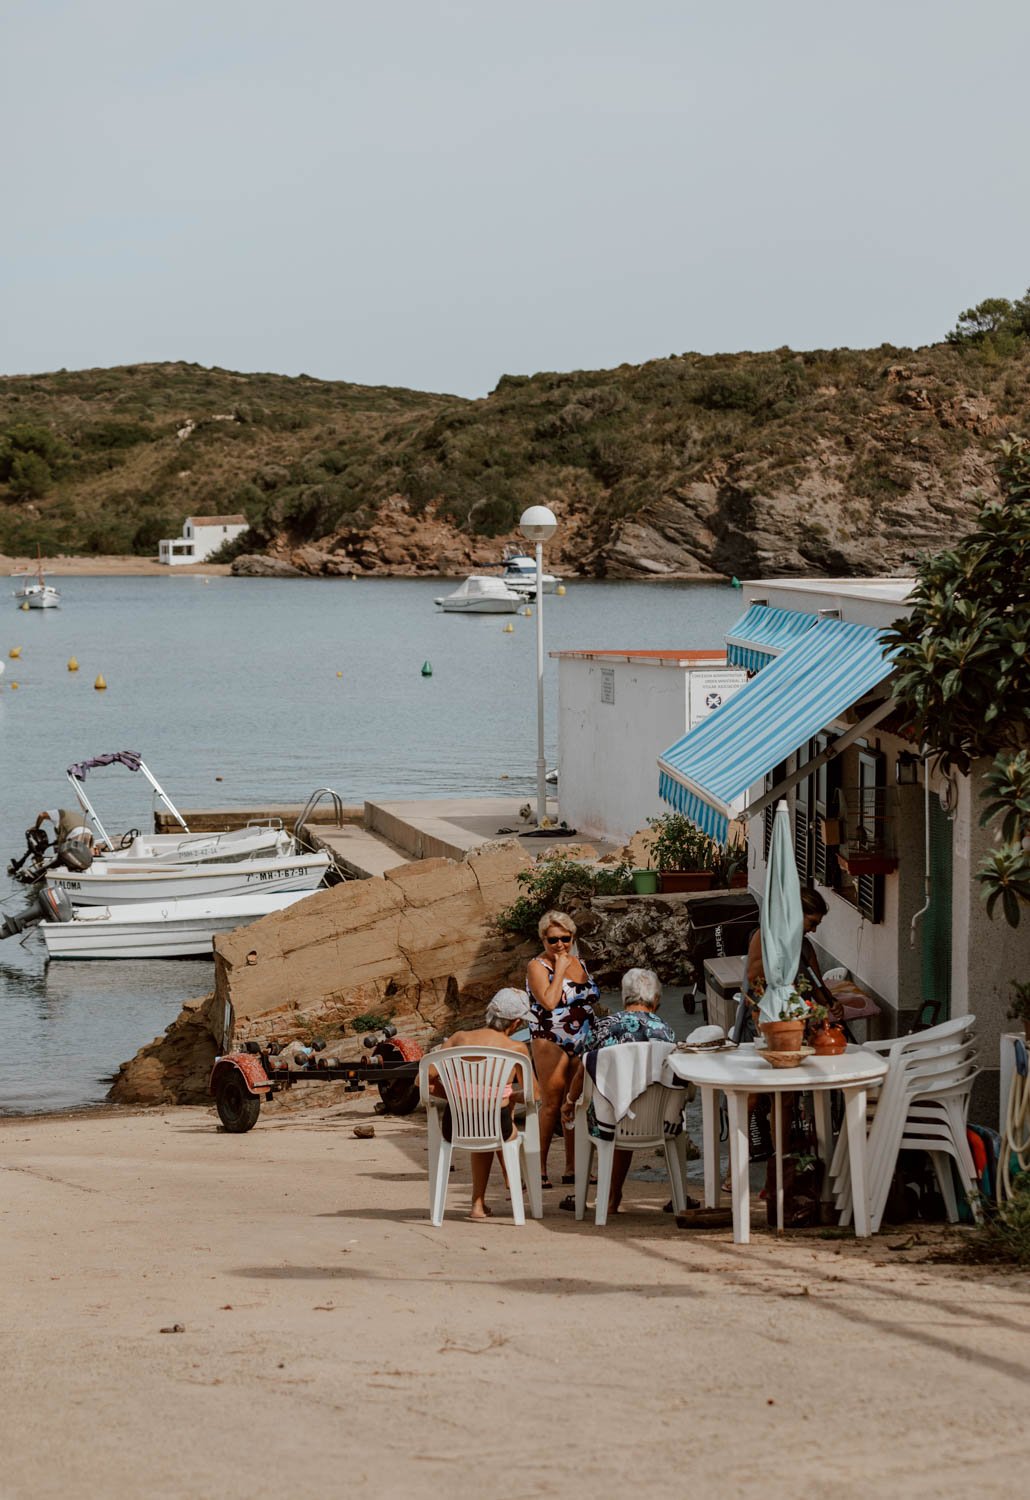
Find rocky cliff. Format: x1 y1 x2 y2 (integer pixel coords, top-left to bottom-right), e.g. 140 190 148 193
3 347 1024 576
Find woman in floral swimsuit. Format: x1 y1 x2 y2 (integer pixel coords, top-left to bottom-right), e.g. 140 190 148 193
526 909 600 1187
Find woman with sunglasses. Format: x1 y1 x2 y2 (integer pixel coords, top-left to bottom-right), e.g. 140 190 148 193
526 909 600 1188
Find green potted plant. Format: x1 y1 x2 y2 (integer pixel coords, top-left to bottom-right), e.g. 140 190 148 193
645 814 719 893
1008 979 1030 1040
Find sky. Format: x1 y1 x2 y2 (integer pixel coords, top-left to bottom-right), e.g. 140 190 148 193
3 0 1029 397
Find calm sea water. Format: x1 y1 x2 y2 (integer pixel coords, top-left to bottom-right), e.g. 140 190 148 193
0 574 742 1113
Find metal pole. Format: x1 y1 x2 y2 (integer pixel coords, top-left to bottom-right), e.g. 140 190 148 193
535 540 547 825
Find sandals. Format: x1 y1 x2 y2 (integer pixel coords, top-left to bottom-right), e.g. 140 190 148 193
561 1172 597 1186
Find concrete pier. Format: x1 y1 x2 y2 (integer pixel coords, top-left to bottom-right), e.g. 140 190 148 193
158 795 621 878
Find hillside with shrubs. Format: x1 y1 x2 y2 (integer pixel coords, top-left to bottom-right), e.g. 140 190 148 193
3 297 1029 576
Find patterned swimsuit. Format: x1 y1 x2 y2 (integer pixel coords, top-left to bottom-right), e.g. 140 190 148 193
526 959 600 1054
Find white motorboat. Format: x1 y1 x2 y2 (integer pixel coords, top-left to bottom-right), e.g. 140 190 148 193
39 889 314 959
435 575 523 613
63 751 292 863
45 850 331 906
12 551 60 609
498 548 562 595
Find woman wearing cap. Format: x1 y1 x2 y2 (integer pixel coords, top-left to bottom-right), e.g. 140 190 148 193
526 909 600 1189
427 988 533 1221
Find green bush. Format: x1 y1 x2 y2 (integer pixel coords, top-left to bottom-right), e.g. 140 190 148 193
495 855 634 941
961 1176 1030 1268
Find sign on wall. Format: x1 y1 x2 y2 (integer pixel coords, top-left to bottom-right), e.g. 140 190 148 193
687 668 748 729
600 667 615 704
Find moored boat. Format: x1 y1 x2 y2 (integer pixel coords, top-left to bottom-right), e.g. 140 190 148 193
435 575 524 613
39 889 313 959
498 548 562 595
45 850 331 906
12 549 60 609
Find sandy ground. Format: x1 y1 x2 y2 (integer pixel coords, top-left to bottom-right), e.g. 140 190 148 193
2 554 232 576
2 1098 1027 1500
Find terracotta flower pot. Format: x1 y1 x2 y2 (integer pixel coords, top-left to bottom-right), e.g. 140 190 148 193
759 1019 806 1053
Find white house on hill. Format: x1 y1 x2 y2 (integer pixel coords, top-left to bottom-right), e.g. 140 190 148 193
158 514 248 565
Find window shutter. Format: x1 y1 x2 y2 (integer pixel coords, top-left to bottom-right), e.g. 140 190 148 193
812 733 840 888
794 753 812 883
856 748 886 923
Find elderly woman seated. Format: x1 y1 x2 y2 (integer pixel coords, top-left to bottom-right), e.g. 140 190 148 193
426 988 533 1222
560 968 676 1215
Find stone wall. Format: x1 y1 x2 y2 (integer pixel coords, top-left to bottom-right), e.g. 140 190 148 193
109 842 534 1105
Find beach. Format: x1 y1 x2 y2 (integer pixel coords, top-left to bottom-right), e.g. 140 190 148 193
3 554 232 576
3 1097 1027 1500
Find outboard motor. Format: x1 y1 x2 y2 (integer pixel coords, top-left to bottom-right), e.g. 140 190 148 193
7 826 52 882
58 834 94 872
0 885 75 940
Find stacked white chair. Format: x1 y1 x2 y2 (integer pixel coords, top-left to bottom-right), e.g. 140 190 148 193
829 1016 980 1232
574 1073 690 1227
418 1047 543 1226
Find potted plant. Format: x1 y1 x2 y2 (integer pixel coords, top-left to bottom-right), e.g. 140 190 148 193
645 814 719 893
750 978 822 1054
631 865 659 895
1008 979 1030 1040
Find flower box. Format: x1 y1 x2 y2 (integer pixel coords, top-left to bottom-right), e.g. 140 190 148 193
837 851 898 877
659 870 719 894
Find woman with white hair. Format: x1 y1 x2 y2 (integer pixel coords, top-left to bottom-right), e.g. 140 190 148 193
560 968 676 1215
425 988 533 1221
526 909 600 1188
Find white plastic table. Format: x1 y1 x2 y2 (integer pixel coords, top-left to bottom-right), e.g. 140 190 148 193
664 1044 889 1243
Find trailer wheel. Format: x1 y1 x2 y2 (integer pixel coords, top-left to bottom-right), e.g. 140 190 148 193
377 1079 420 1115
215 1075 262 1133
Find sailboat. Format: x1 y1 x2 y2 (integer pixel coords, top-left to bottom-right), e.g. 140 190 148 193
12 546 61 609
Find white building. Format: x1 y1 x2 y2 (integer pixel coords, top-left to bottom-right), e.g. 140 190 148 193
552 649 747 843
158 514 248 565
656 577 1028 1119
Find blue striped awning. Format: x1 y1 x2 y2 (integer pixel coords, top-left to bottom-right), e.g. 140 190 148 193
725 603 818 672
657 618 895 844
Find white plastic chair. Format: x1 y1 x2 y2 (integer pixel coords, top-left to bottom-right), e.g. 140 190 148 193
823 966 849 985
573 1070 690 1227
829 1017 980 1229
418 1046 542 1226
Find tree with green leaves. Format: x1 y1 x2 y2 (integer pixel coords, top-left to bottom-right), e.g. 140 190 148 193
887 437 1030 926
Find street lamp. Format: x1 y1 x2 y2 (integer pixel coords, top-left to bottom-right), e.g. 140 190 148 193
518 505 558 826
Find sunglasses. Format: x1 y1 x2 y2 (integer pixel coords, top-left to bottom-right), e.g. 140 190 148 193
546 934 572 946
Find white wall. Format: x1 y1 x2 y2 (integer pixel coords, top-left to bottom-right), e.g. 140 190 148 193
556 658 745 843
558 659 688 843
190 523 247 562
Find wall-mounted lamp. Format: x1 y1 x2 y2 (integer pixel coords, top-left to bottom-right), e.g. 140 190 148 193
817 607 842 620
896 751 920 786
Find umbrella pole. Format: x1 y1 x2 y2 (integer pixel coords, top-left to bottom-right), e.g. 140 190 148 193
774 1093 785 1233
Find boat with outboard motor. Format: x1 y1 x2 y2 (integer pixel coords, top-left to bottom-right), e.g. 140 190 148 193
6 752 296 882
38 888 314 959
43 849 331 906
434 575 523 613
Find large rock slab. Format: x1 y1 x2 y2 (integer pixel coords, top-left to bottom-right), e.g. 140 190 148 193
110 842 534 1105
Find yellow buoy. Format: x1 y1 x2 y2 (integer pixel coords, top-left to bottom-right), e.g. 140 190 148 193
556 584 566 596
10 681 19 690
336 671 343 678
94 674 107 691
9 646 22 658
20 602 29 611
524 606 533 617
502 622 514 633
68 657 79 672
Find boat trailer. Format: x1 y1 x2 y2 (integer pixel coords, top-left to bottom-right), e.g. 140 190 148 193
209 1024 423 1132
